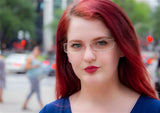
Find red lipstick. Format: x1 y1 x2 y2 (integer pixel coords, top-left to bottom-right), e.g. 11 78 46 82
84 66 99 73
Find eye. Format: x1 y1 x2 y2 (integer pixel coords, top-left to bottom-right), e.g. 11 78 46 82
97 40 108 46
71 43 82 48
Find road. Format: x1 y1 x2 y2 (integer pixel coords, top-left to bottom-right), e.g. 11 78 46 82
0 73 56 113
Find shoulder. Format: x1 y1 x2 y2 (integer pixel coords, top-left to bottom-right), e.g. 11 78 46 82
141 95 160 107
132 95 160 113
39 97 71 113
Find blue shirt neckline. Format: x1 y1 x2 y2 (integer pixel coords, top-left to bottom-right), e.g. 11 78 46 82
66 95 143 113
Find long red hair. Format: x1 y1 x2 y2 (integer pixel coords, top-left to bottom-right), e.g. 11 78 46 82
55 0 158 99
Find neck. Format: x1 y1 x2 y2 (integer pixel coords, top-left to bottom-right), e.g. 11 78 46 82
80 79 124 102
69 75 140 113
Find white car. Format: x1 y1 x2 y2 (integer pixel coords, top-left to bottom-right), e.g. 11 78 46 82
5 53 28 73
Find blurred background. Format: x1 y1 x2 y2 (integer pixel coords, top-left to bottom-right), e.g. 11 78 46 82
0 0 160 58
0 0 160 113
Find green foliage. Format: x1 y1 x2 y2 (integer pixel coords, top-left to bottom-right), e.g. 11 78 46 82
38 55 47 61
111 0 152 38
49 8 64 42
52 9 64 31
0 0 37 41
152 6 160 40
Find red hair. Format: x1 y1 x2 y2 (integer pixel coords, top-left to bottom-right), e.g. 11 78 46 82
55 0 158 99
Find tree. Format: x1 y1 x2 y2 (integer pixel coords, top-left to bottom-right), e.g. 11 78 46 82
152 5 160 40
111 0 152 38
49 8 64 44
0 0 36 50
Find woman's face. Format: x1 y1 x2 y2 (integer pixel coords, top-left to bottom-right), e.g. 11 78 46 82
33 47 40 56
66 16 123 85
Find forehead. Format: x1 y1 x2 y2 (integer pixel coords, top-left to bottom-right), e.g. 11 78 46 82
67 16 111 41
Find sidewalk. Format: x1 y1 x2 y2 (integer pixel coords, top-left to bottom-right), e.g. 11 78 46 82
0 74 56 113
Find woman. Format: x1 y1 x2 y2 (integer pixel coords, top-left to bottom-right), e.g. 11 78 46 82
23 46 43 109
0 54 5 103
40 0 160 113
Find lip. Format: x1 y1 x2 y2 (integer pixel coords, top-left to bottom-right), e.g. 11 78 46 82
84 66 99 73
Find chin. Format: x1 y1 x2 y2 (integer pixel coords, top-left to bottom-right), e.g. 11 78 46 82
81 74 104 85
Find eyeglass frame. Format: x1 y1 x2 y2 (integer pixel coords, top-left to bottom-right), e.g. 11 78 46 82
63 38 115 54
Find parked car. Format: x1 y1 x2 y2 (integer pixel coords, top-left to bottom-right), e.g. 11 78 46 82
42 54 56 76
5 53 28 73
141 51 159 75
42 60 56 76
141 51 155 66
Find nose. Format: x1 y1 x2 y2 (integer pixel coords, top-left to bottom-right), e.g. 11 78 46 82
83 46 96 63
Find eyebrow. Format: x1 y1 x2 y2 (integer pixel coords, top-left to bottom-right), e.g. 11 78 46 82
92 36 112 41
68 36 112 43
68 40 82 43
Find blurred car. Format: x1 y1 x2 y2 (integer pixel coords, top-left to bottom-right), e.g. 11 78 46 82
42 54 56 76
141 51 159 74
5 53 28 73
141 51 155 66
42 60 56 76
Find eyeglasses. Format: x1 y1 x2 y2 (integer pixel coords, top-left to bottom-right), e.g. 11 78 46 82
64 38 115 54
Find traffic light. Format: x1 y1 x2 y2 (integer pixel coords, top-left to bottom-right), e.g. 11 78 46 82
146 36 153 43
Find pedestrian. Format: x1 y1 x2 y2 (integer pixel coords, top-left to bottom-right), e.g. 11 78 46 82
0 54 5 103
40 0 160 113
23 46 43 109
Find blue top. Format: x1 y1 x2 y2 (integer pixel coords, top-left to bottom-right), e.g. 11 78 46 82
39 95 160 113
27 56 42 78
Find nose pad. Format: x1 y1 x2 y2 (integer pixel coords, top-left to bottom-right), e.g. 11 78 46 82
83 46 96 62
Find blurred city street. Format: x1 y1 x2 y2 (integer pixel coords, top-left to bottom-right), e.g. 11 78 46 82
0 0 160 112
0 73 56 113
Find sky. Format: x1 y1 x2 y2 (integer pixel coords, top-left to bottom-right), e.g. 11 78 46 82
146 0 158 7
137 0 159 8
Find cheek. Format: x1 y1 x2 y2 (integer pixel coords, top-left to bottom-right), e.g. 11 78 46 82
101 54 119 66
100 50 120 71
68 54 81 70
